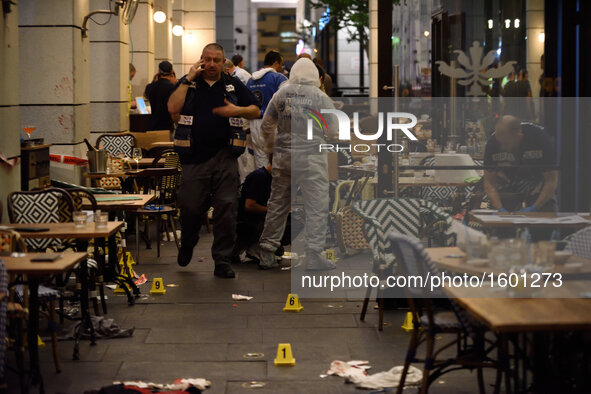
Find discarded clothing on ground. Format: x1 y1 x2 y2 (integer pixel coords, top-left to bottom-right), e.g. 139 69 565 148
85 379 208 393
327 360 422 390
61 316 134 340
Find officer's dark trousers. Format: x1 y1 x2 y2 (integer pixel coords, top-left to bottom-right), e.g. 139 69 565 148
177 147 239 265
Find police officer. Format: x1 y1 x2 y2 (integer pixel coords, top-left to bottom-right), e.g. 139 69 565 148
483 115 558 213
168 43 260 278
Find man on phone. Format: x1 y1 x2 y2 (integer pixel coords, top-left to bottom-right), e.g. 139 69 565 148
168 43 260 278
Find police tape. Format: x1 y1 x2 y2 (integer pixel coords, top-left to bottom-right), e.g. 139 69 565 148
49 154 88 166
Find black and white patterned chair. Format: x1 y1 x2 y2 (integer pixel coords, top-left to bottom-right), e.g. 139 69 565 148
565 227 591 259
7 188 74 252
387 232 501 394
352 197 455 331
95 133 136 158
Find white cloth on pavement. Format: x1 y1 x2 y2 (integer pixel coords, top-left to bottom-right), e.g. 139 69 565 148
327 360 423 390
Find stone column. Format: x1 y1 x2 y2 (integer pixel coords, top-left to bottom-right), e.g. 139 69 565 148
130 0 155 98
0 2 22 220
172 0 185 75
88 0 130 143
181 0 215 76
369 0 378 97
154 0 173 72
18 0 90 184
526 0 544 97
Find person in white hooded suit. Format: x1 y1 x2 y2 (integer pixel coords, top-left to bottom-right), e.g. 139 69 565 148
254 58 338 270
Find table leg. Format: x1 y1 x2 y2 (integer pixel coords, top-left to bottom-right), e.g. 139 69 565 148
135 215 140 264
27 277 45 394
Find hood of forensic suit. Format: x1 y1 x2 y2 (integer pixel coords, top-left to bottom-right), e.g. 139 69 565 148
288 58 320 88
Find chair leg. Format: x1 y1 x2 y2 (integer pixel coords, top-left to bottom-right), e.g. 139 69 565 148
360 285 372 322
397 324 420 394
477 367 486 394
169 214 180 250
378 295 384 332
420 334 435 394
156 214 162 257
48 300 61 373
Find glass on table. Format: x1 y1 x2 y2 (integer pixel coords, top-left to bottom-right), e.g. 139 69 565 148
94 212 109 229
531 241 556 269
73 211 87 228
132 148 142 170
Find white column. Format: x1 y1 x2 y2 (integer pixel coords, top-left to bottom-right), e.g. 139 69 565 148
0 1 21 220
19 0 91 184
130 0 155 98
172 0 185 75
182 0 216 76
369 0 378 98
526 0 544 97
154 0 173 71
89 0 130 142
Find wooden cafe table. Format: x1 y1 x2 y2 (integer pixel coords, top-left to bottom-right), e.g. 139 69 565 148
83 193 155 263
9 222 135 338
467 211 591 230
443 282 591 392
426 246 591 277
3 252 87 393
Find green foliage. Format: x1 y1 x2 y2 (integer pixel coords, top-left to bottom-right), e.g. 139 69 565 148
310 0 399 46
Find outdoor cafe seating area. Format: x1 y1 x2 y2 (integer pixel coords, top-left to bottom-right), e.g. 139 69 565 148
1 129 591 394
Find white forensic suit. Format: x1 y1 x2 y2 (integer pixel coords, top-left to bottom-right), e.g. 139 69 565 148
256 58 338 270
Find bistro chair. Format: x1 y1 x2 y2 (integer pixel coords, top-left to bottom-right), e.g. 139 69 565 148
95 133 136 190
352 197 455 331
387 232 502 394
7 188 74 252
132 166 181 257
0 228 62 374
565 226 591 259
95 132 136 158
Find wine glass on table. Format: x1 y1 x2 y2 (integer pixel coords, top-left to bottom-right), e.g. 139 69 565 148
132 148 142 171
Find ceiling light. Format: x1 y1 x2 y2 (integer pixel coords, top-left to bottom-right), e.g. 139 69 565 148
538 32 545 42
514 19 520 28
172 25 184 36
488 19 493 29
153 10 166 24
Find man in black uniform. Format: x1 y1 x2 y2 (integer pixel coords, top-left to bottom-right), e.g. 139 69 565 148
483 115 558 212
231 157 293 267
168 43 260 278
144 61 177 132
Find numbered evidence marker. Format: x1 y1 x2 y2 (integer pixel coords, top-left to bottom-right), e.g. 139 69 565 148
150 277 166 295
273 343 295 366
325 249 337 262
282 293 303 312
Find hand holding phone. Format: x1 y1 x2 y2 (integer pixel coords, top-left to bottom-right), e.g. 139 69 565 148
187 60 204 81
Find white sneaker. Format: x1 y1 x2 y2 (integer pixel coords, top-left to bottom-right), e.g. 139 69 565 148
305 251 336 271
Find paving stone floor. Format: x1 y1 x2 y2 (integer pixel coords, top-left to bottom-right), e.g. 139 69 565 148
7 229 497 393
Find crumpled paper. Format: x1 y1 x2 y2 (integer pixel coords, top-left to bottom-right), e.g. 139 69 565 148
232 294 253 301
327 360 422 390
115 378 211 391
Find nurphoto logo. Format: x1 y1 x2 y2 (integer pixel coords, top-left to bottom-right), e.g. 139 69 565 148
305 109 419 153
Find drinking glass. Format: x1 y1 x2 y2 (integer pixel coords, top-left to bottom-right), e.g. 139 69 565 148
73 211 87 228
132 148 142 170
94 212 109 229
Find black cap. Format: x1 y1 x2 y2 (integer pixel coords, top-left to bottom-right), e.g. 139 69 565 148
158 61 173 75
